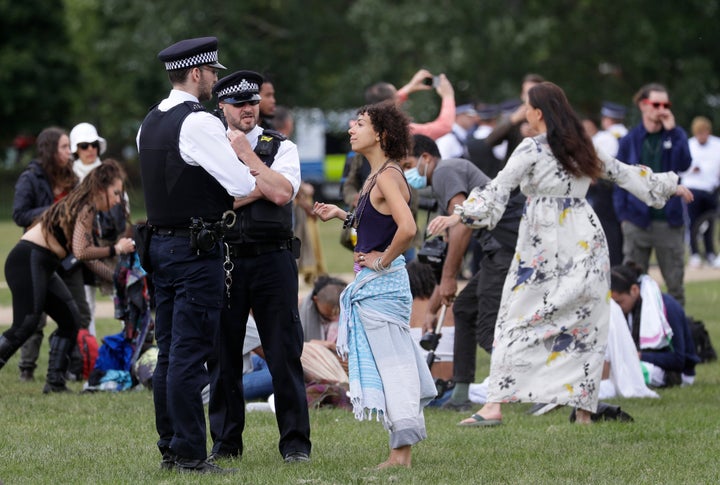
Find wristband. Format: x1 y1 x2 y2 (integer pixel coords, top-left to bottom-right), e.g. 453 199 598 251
342 211 354 229
109 245 116 257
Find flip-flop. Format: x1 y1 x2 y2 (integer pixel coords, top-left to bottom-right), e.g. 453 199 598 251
457 413 502 427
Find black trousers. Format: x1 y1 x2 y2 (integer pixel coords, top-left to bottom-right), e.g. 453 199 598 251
209 248 311 458
451 246 514 384
150 235 224 460
3 241 80 348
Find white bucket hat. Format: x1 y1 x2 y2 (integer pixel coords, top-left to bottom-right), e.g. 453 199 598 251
69 122 107 155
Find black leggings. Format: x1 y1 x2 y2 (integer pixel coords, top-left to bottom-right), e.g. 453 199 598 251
2 241 80 348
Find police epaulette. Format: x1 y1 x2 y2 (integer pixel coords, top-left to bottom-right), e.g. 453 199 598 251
185 101 206 112
259 129 287 142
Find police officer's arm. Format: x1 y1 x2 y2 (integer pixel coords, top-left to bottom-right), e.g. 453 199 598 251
180 113 257 198
230 131 296 206
423 192 472 332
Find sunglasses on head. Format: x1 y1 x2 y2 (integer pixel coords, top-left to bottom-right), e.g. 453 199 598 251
231 99 260 108
642 99 672 109
77 141 100 150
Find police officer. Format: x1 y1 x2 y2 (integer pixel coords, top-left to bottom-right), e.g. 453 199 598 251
207 70 311 464
137 37 257 473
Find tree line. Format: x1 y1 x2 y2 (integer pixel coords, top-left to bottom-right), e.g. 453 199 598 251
2 0 719 162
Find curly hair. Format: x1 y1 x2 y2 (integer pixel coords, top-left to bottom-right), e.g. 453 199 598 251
357 101 411 162
41 159 126 248
35 127 78 194
528 82 602 179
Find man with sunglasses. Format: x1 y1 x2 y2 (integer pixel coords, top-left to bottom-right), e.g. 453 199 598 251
208 70 311 465
614 83 691 305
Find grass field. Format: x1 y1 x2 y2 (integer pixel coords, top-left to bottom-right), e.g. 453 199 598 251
1 221 719 484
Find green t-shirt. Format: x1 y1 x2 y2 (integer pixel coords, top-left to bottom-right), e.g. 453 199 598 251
642 132 666 221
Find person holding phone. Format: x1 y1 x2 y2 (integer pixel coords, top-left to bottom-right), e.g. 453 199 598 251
613 83 692 306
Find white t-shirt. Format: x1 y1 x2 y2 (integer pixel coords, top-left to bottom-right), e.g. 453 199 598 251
681 134 720 192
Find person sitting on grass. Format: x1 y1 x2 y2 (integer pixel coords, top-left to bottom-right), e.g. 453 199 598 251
610 261 700 387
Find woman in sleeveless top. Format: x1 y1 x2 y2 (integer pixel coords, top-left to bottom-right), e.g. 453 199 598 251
1 160 135 393
313 101 436 469
428 82 693 425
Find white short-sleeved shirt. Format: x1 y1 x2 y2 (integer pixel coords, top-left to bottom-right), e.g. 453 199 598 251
435 123 469 160
136 89 256 198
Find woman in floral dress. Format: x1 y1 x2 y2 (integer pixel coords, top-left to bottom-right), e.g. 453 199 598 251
428 82 692 425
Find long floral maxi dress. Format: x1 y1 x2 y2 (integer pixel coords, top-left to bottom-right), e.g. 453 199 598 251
456 134 679 412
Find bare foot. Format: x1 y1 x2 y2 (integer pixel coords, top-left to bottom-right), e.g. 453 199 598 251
574 408 592 425
376 446 411 469
376 459 411 470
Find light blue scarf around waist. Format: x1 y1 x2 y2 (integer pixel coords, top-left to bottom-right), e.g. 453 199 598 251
337 256 436 427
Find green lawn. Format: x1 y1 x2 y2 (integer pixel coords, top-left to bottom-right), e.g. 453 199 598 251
1 220 719 484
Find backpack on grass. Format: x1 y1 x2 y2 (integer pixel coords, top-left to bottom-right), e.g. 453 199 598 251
688 317 717 363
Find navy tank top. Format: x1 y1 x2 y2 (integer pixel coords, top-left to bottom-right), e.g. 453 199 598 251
353 164 411 254
354 192 397 253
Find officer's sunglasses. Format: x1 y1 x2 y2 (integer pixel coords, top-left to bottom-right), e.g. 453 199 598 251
77 141 100 150
231 100 260 108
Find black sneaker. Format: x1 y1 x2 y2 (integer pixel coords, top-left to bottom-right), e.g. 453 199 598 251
160 451 176 471
440 400 473 412
174 456 237 474
19 369 35 382
283 451 310 464
42 383 72 394
664 371 682 387
207 451 241 463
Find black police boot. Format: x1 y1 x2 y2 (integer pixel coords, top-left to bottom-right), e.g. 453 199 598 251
43 334 74 393
0 335 19 371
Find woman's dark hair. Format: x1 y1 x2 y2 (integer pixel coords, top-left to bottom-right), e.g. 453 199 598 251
406 260 436 299
610 261 645 293
41 159 126 248
311 275 347 300
357 101 411 161
527 82 602 179
36 126 78 193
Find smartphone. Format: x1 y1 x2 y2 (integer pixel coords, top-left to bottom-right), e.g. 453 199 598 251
422 76 440 88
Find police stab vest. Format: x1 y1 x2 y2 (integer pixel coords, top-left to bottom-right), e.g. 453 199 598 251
225 129 294 244
139 101 232 227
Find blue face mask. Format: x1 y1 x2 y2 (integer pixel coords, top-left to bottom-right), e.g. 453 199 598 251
404 158 427 189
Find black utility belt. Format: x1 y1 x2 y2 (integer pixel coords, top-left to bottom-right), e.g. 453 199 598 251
151 226 193 238
227 239 296 258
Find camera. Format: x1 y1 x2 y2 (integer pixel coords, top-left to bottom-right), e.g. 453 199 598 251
422 76 441 88
417 236 447 284
419 331 441 352
189 217 218 253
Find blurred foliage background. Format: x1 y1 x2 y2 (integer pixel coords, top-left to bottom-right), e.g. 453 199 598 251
1 0 719 177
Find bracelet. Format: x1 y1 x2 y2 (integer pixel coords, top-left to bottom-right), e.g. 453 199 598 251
109 245 116 257
373 255 386 271
342 211 354 229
